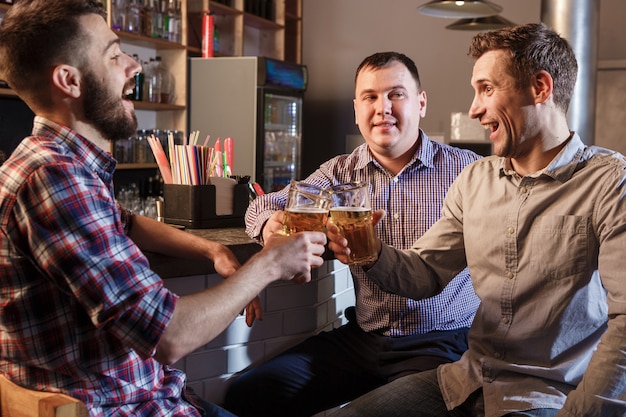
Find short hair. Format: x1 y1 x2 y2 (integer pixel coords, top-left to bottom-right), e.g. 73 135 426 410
468 22 578 114
0 0 106 107
355 52 422 92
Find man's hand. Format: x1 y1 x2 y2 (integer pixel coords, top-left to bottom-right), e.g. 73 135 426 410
262 211 285 243
327 209 385 266
263 231 327 284
210 242 241 278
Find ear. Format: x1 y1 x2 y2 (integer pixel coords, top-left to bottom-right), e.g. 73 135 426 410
532 70 553 105
418 90 427 118
51 64 82 99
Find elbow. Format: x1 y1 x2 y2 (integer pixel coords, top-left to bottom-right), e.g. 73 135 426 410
154 340 186 366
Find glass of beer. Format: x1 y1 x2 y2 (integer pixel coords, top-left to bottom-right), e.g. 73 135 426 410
281 181 331 235
329 182 377 265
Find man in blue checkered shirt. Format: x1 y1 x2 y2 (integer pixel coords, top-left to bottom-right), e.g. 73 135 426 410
224 51 482 417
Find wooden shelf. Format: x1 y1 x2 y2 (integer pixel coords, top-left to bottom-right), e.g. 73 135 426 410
115 30 186 50
208 1 241 16
187 0 301 63
243 13 283 30
133 101 186 111
117 163 159 170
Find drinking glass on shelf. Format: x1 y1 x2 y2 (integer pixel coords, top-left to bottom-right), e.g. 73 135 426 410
329 182 377 265
281 181 331 236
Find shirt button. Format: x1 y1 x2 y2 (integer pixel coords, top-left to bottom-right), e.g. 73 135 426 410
520 186 527 194
393 177 399 183
506 271 514 279
393 213 399 220
507 226 515 234
502 317 510 324
493 352 502 359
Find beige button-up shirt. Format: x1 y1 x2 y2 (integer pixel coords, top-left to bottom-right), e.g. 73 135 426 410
368 134 626 416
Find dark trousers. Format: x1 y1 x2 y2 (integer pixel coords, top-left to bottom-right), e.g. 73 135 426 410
223 311 470 417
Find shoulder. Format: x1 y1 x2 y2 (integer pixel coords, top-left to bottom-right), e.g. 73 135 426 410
582 145 626 182
428 140 484 169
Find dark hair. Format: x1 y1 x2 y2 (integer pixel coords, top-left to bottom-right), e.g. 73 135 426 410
355 52 422 92
0 0 106 107
468 22 577 114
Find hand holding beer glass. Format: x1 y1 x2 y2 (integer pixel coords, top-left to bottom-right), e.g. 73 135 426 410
281 181 331 235
329 182 378 265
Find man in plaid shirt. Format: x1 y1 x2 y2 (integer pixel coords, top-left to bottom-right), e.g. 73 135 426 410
0 1 327 415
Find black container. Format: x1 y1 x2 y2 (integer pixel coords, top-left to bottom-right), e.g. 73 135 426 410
163 183 249 229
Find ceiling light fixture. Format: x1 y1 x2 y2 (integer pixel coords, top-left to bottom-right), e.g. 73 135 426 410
446 14 516 31
417 0 503 19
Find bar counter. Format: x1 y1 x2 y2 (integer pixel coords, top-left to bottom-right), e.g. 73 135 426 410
144 227 263 279
141 225 355 406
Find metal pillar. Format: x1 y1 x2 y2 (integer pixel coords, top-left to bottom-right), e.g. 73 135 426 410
541 0 599 145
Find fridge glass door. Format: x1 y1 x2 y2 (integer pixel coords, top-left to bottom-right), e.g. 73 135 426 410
263 92 302 192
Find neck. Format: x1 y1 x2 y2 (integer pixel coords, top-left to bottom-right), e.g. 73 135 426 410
510 130 573 176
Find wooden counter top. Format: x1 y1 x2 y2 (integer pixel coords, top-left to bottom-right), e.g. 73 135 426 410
145 227 263 278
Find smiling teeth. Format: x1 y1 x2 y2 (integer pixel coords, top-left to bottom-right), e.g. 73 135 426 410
124 88 134 96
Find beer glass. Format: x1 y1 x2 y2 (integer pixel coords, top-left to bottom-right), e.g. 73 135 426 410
281 181 331 235
329 182 377 265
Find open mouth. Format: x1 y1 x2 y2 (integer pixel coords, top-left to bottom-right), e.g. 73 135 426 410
123 80 136 98
483 122 499 134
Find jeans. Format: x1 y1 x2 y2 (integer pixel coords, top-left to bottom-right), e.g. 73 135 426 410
327 369 559 417
223 311 470 417
185 385 237 417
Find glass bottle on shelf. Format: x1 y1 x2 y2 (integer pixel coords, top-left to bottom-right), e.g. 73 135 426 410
167 0 179 43
126 54 144 101
142 0 153 37
146 57 162 103
125 0 143 35
213 24 220 54
111 0 127 31
158 57 174 104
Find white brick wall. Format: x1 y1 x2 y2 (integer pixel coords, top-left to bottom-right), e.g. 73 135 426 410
163 259 355 407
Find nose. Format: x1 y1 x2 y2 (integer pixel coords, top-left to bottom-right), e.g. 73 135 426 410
127 53 142 77
468 93 482 120
377 96 392 116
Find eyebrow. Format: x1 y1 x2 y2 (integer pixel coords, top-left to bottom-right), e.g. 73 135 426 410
104 37 121 53
358 85 407 94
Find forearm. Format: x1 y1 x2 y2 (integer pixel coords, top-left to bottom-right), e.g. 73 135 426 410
154 231 326 364
154 253 276 364
129 214 220 260
559 314 626 416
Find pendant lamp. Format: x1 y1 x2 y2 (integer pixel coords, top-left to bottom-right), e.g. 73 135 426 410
417 0 503 19
446 14 516 30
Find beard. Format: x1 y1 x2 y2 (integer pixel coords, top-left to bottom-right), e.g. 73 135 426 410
82 70 138 141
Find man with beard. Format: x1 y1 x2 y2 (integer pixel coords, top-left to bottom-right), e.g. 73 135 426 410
0 1 327 416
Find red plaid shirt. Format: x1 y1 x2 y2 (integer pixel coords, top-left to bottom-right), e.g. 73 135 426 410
0 117 200 416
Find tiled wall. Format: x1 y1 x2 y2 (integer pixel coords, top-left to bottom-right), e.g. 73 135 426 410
163 259 355 407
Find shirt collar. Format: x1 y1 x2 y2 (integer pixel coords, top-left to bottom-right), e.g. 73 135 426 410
32 116 117 180
354 129 433 172
499 132 585 182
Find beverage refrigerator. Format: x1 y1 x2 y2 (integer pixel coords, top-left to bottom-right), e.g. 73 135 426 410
188 56 307 193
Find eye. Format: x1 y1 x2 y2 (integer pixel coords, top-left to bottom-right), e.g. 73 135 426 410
389 90 406 100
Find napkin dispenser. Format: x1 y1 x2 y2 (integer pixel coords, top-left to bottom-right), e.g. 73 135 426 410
163 180 249 229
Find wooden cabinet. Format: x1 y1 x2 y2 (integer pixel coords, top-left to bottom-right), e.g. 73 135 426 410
187 0 302 63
